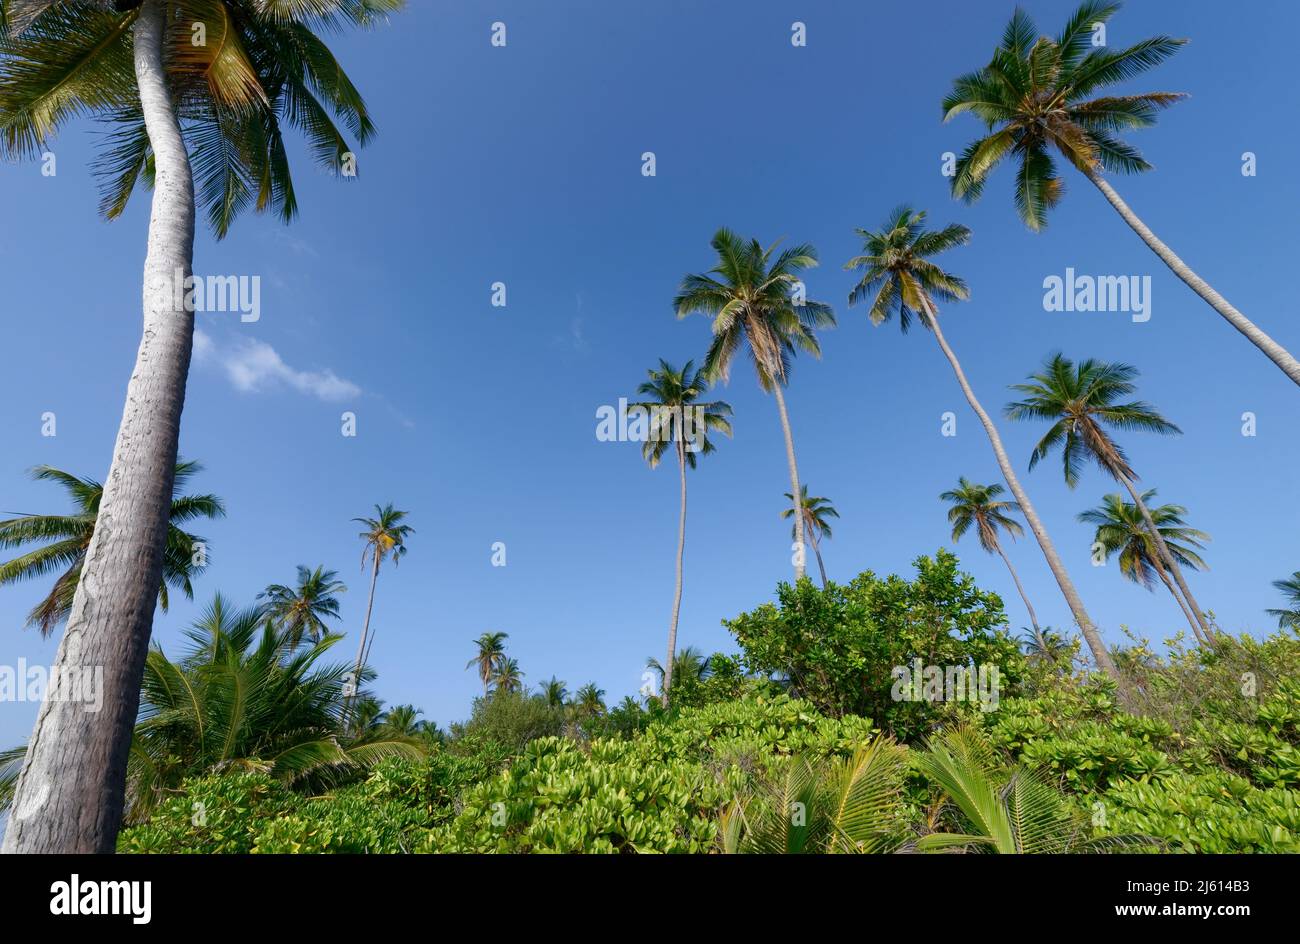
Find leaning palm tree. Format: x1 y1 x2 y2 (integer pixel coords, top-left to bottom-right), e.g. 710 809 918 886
1006 354 1214 645
1267 573 1300 631
940 477 1045 651
629 359 732 707
1079 491 1209 638
489 657 524 696
257 565 347 649
0 460 223 636
942 1 1299 387
466 632 509 696
345 504 413 715
845 207 1116 679
0 0 405 853
675 229 835 581
782 486 839 587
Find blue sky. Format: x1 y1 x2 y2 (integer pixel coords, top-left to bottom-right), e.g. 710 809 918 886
2 0 1298 745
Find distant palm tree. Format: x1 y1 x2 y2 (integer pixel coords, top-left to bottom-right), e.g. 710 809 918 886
1024 629 1074 670
646 646 711 696
942 1 1300 387
538 676 568 708
1079 491 1209 638
346 504 413 715
467 632 509 696
782 486 838 587
490 657 524 695
675 228 835 581
0 460 224 636
378 704 425 738
940 477 1044 651
571 683 606 720
258 565 347 649
630 358 732 707
1267 574 1300 631
1006 354 1213 645
845 207 1116 679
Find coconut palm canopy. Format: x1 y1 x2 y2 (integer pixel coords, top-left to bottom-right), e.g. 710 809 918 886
1079 491 1209 590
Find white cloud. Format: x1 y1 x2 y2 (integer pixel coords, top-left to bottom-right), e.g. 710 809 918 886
193 329 360 402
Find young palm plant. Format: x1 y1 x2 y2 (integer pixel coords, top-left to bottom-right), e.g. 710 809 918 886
0 0 404 853
940 477 1045 651
466 631 509 697
345 504 412 717
1267 574 1300 631
781 486 838 588
1006 354 1214 645
845 207 1116 678
257 564 347 649
675 229 835 581
0 460 223 636
629 359 732 707
942 1 1300 387
1079 491 1209 638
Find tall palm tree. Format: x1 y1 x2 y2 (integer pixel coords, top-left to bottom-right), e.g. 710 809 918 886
844 207 1117 678
940 477 1045 651
346 504 412 716
0 0 405 853
675 228 835 581
629 359 731 707
0 460 223 636
489 657 524 696
1079 491 1209 637
466 632 509 696
257 565 346 649
781 486 838 587
538 676 568 709
1267 573 1300 631
1006 354 1214 645
942 1 1300 387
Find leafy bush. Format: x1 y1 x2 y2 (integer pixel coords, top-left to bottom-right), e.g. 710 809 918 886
451 691 564 752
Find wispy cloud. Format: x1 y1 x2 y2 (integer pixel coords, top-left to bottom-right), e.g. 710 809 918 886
193 329 361 403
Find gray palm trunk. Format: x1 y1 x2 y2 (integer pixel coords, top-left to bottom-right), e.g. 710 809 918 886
1151 553 1203 642
806 515 828 588
920 298 1119 679
662 437 687 708
993 541 1046 652
345 553 381 722
771 383 806 581
1084 167 1300 388
3 0 195 854
1115 472 1214 645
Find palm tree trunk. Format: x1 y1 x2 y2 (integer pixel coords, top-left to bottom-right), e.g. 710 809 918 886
345 554 381 723
921 300 1119 680
1084 167 1300 388
809 520 828 588
994 542 1046 652
1152 554 1205 643
2 0 195 854
771 383 806 581
1116 473 1214 645
662 438 687 708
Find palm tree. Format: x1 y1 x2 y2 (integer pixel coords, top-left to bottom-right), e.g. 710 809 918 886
782 486 838 587
538 676 568 709
377 704 425 738
571 683 606 720
0 460 223 636
466 632 509 697
645 646 711 696
1267 574 1300 631
675 229 835 581
844 207 1116 678
1024 629 1074 670
940 477 1045 651
489 657 524 696
1079 491 1209 638
1006 354 1214 645
257 565 347 649
630 359 732 707
0 0 404 853
346 504 413 716
942 2 1300 387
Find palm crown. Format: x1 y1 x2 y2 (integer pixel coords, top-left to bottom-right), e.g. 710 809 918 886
940 477 1024 553
1078 491 1208 589
0 0 401 236
258 564 346 648
629 359 733 469
1266 573 1300 631
942 1 1186 230
466 631 508 691
1005 354 1179 487
844 206 971 331
674 228 834 391
354 503 413 570
0 459 224 635
781 485 838 542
